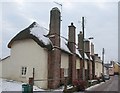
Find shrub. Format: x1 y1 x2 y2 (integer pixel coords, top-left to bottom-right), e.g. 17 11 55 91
73 80 79 86
73 80 87 91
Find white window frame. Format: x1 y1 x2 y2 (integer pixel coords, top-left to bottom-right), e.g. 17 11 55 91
21 66 27 77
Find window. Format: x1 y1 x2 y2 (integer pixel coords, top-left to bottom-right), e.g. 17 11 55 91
21 67 27 76
64 68 68 77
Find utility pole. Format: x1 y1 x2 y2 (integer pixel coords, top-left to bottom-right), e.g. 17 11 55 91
102 48 105 75
82 17 85 80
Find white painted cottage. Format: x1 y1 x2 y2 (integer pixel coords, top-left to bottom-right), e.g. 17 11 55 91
7 23 53 89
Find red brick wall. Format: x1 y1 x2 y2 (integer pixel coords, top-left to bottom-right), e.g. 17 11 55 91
48 7 61 89
48 49 61 89
60 68 64 84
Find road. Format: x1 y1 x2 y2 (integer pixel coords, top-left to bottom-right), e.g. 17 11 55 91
33 75 120 93
86 75 119 92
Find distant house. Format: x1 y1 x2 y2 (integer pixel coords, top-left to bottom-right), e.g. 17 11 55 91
104 61 114 76
113 61 120 75
109 67 114 76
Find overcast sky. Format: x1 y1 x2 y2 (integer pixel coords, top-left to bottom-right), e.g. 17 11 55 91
0 0 119 63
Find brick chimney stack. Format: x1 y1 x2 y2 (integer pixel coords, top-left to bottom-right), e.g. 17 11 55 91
78 31 84 79
68 22 76 84
84 40 90 54
49 7 61 46
78 31 83 53
48 7 61 89
91 42 94 56
84 40 90 79
68 22 76 53
91 43 95 79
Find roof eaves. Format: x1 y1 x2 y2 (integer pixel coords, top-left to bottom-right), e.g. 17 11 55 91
1 56 10 61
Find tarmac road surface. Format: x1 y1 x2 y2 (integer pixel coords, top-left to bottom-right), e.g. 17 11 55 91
86 75 119 92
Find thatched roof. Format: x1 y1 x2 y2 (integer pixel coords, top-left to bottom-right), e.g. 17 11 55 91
8 22 74 55
8 22 53 50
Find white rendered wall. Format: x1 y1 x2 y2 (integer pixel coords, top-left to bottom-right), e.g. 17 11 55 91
10 39 48 89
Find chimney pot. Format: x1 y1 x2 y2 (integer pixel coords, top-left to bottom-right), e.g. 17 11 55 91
68 22 76 52
80 31 82 34
71 22 73 26
95 54 98 56
52 7 60 12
